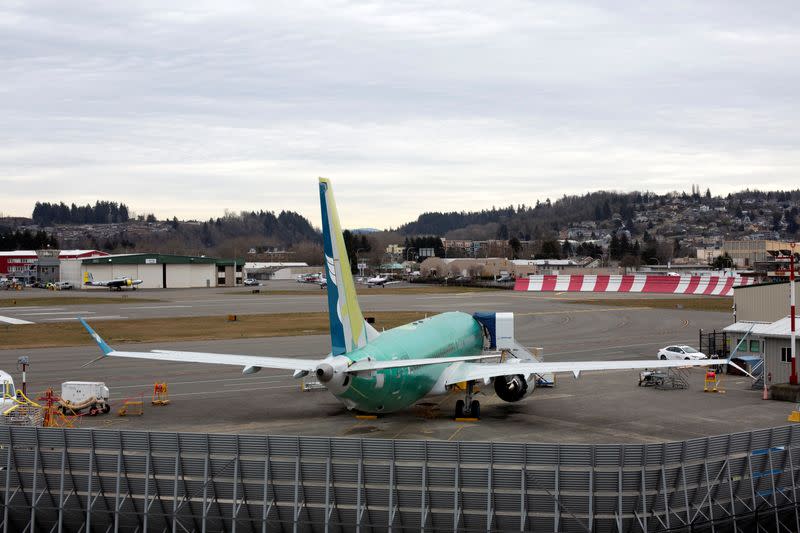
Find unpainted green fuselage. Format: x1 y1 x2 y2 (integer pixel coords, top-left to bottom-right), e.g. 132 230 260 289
335 311 483 413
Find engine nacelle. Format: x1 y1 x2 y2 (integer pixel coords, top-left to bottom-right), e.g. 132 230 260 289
494 374 535 402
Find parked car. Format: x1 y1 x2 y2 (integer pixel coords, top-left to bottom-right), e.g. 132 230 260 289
243 278 261 286
657 345 708 360
54 281 74 290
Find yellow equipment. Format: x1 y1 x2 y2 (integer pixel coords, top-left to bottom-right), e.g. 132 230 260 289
704 371 720 393
2 389 45 427
789 404 800 423
118 400 144 416
152 382 170 406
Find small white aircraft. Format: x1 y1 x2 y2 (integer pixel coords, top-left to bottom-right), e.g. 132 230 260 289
83 272 143 291
362 275 400 287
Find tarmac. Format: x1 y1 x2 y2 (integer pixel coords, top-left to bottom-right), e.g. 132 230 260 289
1 282 789 443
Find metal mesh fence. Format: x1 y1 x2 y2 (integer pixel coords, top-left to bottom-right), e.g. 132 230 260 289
1 425 799 532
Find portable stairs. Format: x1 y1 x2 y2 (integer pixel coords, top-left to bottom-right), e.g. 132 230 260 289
655 367 690 390
749 357 765 390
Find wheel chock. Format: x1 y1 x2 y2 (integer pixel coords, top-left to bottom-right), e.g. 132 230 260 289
454 417 479 422
355 414 378 420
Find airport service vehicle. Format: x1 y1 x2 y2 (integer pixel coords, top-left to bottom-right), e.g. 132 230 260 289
243 278 261 286
83 272 142 291
54 281 74 290
80 178 746 419
657 345 708 361
59 381 111 415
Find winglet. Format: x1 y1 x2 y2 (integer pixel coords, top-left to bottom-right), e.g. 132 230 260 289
79 318 112 356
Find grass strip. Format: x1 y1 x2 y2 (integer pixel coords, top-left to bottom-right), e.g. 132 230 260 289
0 297 160 307
0 311 430 350
564 297 733 312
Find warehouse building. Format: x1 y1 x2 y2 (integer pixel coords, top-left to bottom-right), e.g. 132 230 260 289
0 249 107 284
724 318 797 386
733 281 797 322
723 239 792 267
69 254 244 289
244 262 316 281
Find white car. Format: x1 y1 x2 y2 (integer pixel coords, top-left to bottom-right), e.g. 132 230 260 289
243 278 261 286
657 345 708 360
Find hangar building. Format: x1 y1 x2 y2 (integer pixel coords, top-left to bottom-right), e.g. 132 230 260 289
733 281 797 322
69 254 244 289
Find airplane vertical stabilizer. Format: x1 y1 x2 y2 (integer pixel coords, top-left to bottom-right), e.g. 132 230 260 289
319 178 379 355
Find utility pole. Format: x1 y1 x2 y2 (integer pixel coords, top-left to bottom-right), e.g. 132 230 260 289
17 356 29 396
791 243 797 385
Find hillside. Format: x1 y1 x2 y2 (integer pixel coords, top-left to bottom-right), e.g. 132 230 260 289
398 189 800 242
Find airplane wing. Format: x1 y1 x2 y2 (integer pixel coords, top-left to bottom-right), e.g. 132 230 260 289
79 319 322 373
443 357 747 386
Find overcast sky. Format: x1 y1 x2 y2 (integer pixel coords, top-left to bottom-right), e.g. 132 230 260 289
2 1 798 228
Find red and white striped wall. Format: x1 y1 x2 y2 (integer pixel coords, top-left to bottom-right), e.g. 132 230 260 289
513 274 755 296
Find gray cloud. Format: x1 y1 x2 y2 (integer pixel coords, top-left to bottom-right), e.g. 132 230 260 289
1 0 798 227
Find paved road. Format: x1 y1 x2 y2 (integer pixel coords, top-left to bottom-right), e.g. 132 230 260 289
2 285 783 444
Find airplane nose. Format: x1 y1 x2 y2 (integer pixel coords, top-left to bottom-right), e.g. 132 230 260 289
316 364 334 383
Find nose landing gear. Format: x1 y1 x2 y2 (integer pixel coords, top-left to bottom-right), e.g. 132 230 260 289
454 381 480 420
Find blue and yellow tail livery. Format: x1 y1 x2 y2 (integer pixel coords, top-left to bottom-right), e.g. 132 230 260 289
318 178 379 355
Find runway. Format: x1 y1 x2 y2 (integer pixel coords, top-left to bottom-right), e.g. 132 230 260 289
1 283 786 443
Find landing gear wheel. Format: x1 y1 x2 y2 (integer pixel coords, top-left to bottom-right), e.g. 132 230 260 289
89 405 99 416
469 400 481 419
660 355 667 360
455 400 465 419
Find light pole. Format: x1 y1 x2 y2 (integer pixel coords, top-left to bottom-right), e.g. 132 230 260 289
355 248 367 278
405 247 416 280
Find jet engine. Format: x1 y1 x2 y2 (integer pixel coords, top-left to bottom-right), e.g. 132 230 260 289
493 374 535 402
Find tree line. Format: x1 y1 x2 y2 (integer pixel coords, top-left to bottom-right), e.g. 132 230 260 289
33 201 130 225
0 229 59 251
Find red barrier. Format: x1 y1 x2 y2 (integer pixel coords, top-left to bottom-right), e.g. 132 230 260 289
514 275 753 296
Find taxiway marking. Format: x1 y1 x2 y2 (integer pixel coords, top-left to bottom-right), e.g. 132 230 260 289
42 315 127 321
16 310 94 316
0 315 34 325
0 307 65 312
516 307 649 316
121 305 193 310
169 384 297 397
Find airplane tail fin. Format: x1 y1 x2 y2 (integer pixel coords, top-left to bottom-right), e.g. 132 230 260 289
318 178 379 355
83 271 92 284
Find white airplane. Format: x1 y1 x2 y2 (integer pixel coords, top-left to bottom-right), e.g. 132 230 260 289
83 272 143 291
79 178 748 418
362 274 400 287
